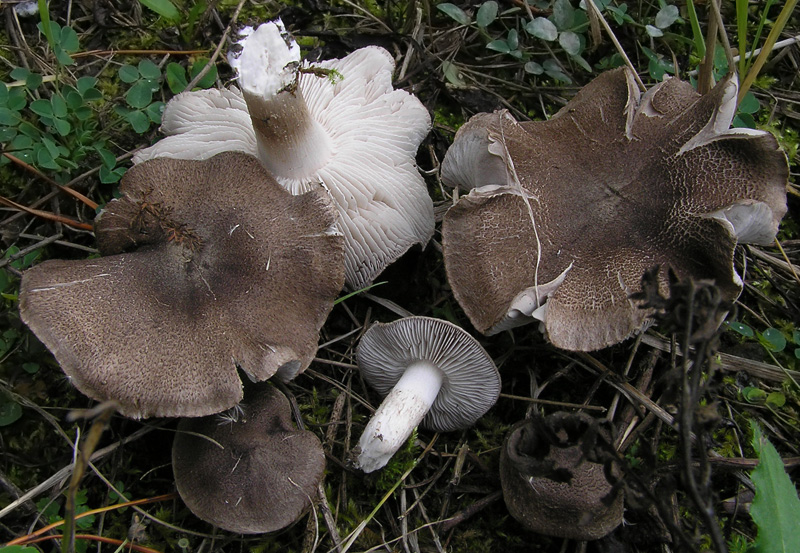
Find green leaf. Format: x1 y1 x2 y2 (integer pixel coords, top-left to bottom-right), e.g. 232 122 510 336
559 31 581 55
0 397 22 426
166 62 188 94
125 110 151 133
0 127 17 142
543 59 571 83
742 386 767 403
759 328 787 352
727 321 754 337
139 0 181 21
526 17 558 41
25 72 43 90
51 94 68 118
646 24 664 37
138 59 162 81
41 136 60 159
765 392 785 408
524 61 544 74
53 117 72 136
552 0 575 30
126 81 155 109
476 1 498 28
442 61 466 87
506 29 519 50
36 145 59 169
118 64 140 83
146 101 164 124
437 3 471 25
59 25 80 52
189 58 217 89
655 4 680 28
749 421 800 553
0 82 8 106
0 107 20 125
9 67 30 81
7 90 26 111
486 39 511 54
76 76 97 95
30 99 53 117
571 53 592 72
22 362 39 374
56 47 75 66
99 165 126 184
738 91 760 114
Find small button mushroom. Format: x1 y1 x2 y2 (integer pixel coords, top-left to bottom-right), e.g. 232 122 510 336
135 19 434 291
172 383 325 534
441 68 788 351
19 152 344 418
352 316 500 473
500 411 624 541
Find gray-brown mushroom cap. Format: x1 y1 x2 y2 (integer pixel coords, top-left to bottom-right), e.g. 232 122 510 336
441 68 788 351
172 383 325 534
500 412 623 540
19 151 344 418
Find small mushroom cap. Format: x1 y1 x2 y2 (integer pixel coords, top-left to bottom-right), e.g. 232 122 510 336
172 383 325 534
19 152 344 418
442 68 788 351
500 412 623 540
357 316 500 432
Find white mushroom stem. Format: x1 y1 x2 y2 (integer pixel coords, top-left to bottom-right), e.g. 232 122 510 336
356 361 444 473
229 20 334 179
242 86 334 179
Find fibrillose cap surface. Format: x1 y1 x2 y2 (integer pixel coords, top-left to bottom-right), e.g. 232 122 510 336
356 316 500 432
172 383 325 534
441 68 788 351
500 412 623 540
19 151 344 418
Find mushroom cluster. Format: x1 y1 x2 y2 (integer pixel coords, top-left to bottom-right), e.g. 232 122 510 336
19 152 344 418
441 68 788 351
352 316 500 472
135 19 434 290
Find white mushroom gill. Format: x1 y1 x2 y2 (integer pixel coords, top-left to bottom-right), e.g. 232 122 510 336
229 21 334 179
356 361 444 473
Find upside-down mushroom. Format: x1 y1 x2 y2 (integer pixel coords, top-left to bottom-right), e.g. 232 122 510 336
172 383 325 534
134 19 434 290
441 68 788 351
352 316 500 472
19 152 344 418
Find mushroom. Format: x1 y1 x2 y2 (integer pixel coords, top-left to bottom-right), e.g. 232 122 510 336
172 383 325 534
500 412 623 540
441 68 788 351
134 19 434 291
19 151 344 418
352 316 500 472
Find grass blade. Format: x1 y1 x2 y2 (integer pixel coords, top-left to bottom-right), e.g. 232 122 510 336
749 420 800 553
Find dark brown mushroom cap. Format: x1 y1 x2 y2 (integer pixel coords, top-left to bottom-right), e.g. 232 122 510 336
19 152 344 418
441 68 788 351
499 412 623 541
172 383 325 534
